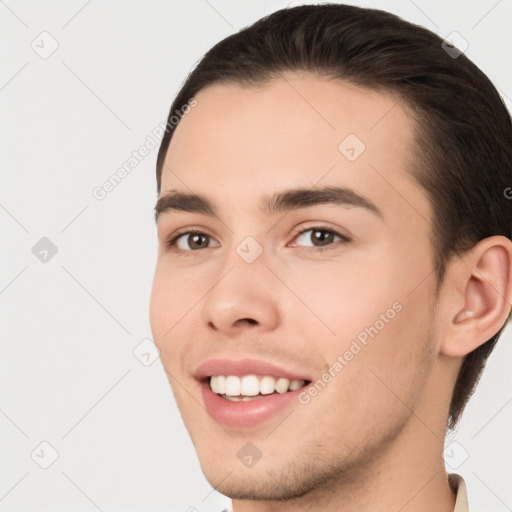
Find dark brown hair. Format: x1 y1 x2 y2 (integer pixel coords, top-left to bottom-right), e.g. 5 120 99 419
155 3 512 429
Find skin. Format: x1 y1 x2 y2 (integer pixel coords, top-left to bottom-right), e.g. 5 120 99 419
149 73 512 511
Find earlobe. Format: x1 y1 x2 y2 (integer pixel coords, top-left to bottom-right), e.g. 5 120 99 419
440 236 512 357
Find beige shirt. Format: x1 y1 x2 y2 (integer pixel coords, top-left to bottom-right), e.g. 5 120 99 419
220 473 469 512
450 473 470 512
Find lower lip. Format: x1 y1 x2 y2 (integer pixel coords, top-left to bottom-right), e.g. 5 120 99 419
200 380 305 428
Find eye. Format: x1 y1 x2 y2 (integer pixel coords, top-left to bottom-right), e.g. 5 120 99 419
165 229 218 253
163 226 351 256
290 226 351 253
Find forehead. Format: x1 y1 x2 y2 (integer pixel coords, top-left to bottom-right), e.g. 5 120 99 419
160 73 430 227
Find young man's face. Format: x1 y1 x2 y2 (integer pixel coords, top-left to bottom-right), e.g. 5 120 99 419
150 74 452 501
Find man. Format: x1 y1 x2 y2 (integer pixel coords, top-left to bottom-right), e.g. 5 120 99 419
149 4 512 511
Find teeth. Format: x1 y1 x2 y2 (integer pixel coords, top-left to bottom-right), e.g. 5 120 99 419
209 374 306 396
210 375 225 394
259 376 276 395
225 376 240 396
224 395 267 402
288 379 303 391
240 375 260 396
275 378 290 394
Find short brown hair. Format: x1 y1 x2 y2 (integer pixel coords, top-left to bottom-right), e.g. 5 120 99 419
155 4 512 429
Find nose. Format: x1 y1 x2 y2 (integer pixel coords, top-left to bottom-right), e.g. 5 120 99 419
200 254 281 336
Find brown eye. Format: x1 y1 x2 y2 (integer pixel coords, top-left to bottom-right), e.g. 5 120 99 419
311 229 336 246
292 227 350 252
183 233 210 250
166 230 218 252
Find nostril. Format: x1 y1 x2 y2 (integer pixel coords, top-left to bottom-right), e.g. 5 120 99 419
240 318 258 325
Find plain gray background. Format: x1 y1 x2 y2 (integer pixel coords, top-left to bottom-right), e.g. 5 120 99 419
1 1 511 510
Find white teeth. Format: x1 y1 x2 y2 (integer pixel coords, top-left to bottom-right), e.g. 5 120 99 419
289 379 303 391
215 375 226 393
259 375 276 395
209 374 306 396
275 378 290 394
240 375 260 396
224 395 266 402
225 375 240 396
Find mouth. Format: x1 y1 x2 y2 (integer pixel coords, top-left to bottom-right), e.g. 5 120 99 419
206 374 311 401
194 358 314 428
199 374 312 428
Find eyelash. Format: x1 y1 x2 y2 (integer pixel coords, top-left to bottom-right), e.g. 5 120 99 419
163 226 351 256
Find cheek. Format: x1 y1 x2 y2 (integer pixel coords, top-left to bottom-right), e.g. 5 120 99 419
282 252 397 344
149 262 189 356
150 260 198 329
295 244 434 381
149 259 215 384
306 299 433 447
149 264 169 342
149 265 194 412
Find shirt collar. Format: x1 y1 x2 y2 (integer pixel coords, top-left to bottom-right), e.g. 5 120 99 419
449 473 470 512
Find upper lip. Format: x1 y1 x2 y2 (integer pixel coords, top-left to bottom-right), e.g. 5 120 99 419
195 358 313 382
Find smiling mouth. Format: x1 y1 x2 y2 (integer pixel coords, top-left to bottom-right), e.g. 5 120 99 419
206 374 311 401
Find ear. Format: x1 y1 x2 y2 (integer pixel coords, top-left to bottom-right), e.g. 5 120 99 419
439 235 512 357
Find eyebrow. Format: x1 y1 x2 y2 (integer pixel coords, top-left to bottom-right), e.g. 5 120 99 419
154 185 382 222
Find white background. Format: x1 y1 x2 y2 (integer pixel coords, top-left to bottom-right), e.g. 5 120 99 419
1 1 511 511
